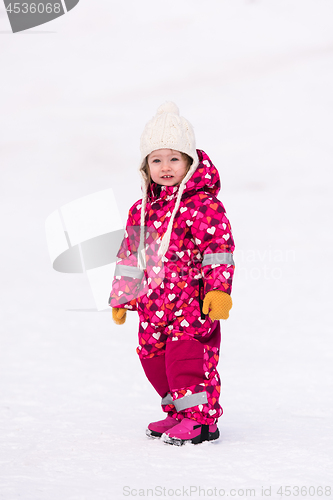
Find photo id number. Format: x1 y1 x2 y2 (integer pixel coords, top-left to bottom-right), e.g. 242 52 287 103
5 3 62 14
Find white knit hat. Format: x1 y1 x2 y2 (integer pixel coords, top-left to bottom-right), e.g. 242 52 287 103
139 102 199 172
137 102 200 269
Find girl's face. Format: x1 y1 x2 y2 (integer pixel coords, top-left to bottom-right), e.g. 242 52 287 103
147 149 189 186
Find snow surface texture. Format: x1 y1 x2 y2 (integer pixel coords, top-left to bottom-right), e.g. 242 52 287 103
0 1 333 499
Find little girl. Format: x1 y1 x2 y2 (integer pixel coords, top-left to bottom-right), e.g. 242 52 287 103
109 102 235 446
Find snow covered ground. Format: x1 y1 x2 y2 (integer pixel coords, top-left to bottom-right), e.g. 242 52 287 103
1 1 333 498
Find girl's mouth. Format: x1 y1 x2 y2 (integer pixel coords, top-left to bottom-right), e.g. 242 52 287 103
161 175 173 179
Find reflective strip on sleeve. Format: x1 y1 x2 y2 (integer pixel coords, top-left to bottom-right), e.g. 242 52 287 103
114 264 144 279
173 391 208 412
202 252 235 267
161 393 174 406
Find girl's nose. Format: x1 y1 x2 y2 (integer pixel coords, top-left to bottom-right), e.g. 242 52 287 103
161 162 172 171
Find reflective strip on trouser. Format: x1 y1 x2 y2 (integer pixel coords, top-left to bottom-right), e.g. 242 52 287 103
114 264 144 279
202 252 235 267
173 391 208 412
161 393 173 406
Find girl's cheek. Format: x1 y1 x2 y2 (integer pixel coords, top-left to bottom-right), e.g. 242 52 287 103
149 164 157 176
148 167 154 178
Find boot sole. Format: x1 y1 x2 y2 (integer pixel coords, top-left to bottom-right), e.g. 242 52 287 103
161 427 220 446
146 428 163 439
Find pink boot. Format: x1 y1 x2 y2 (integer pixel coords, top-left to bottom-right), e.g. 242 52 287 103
161 417 220 446
146 414 180 438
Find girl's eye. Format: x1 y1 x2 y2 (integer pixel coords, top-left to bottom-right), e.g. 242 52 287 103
171 157 179 161
152 159 160 163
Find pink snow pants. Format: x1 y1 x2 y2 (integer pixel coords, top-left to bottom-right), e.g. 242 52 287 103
139 321 222 425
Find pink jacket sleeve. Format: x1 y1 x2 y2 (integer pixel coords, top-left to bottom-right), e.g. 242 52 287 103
108 208 143 311
189 195 235 296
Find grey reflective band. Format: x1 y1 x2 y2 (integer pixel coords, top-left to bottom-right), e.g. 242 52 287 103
114 264 144 279
173 391 208 412
161 393 174 406
202 252 235 267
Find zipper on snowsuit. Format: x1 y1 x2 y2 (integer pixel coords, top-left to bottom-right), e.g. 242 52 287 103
198 278 206 320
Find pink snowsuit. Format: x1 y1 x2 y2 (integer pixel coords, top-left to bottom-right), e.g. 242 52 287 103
109 150 235 425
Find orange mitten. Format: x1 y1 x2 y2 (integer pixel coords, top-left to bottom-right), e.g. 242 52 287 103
202 291 233 320
112 307 127 325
